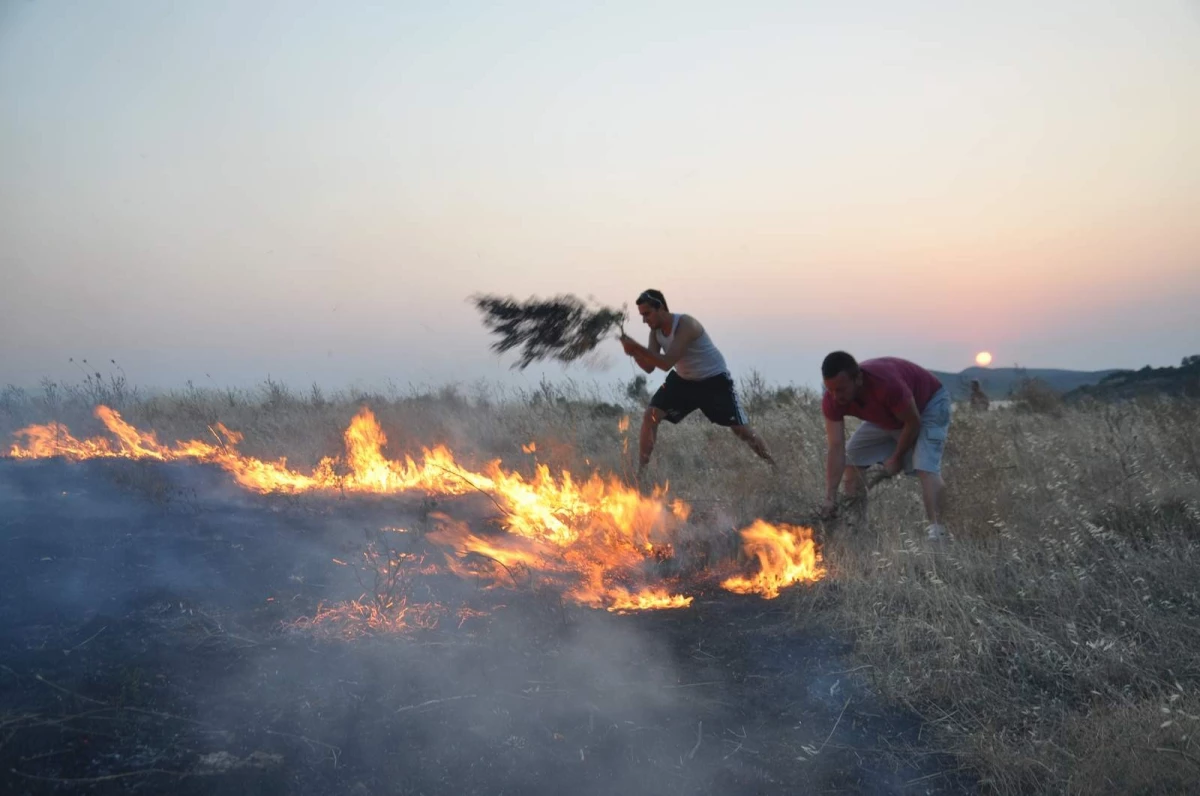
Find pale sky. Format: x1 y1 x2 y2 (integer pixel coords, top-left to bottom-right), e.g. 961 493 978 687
2 1 1198 392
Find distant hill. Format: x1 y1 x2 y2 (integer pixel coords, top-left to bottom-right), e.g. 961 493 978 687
930 367 1124 400
1064 356 1200 402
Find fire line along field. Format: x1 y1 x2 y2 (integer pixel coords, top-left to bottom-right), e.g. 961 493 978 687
0 407 965 794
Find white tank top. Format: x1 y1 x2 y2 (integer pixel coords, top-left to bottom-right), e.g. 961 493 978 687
655 314 729 380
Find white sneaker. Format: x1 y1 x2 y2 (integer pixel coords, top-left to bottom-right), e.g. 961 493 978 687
926 523 950 541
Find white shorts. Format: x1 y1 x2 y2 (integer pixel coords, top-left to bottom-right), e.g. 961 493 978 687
845 387 951 474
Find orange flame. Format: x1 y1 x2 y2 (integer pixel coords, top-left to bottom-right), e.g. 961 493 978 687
617 415 631 457
9 422 110 459
9 405 826 614
607 589 692 613
720 520 825 599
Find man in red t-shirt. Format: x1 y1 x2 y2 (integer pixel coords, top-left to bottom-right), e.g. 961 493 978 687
819 351 952 540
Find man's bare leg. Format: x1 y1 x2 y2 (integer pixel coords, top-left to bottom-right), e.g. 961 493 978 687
731 425 778 470
842 464 868 529
917 470 946 525
637 407 665 483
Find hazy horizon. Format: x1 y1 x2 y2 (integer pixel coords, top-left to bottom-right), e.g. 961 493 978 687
3 2 1198 393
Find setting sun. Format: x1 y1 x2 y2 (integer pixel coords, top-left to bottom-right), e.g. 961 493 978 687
975 351 994 367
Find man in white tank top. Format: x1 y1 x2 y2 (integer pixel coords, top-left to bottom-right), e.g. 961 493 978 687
618 289 777 482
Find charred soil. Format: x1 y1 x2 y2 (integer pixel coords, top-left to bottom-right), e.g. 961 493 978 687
0 459 970 794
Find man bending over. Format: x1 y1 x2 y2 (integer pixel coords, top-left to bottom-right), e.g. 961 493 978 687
820 351 952 540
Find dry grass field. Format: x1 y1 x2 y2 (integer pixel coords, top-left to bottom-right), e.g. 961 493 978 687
2 374 1198 794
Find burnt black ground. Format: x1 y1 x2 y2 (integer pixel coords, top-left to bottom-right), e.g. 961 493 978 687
0 459 973 795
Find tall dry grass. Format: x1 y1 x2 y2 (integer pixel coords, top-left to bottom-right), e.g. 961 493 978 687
800 398 1200 794
2 375 1198 792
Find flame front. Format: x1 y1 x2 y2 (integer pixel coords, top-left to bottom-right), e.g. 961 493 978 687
9 422 109 459
9 406 825 614
720 520 825 599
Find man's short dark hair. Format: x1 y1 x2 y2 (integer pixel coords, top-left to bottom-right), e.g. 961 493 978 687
636 289 668 311
821 351 859 380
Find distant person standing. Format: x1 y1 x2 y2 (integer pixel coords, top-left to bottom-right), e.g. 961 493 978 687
969 379 990 411
617 289 776 482
819 352 952 540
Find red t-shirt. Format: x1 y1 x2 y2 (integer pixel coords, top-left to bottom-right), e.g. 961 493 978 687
821 358 943 430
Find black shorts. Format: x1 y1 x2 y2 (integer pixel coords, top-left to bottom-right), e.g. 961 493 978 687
649 371 749 427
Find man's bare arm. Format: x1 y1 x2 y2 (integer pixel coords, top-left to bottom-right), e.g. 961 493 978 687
623 316 701 372
631 330 659 373
886 397 922 472
824 417 846 503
